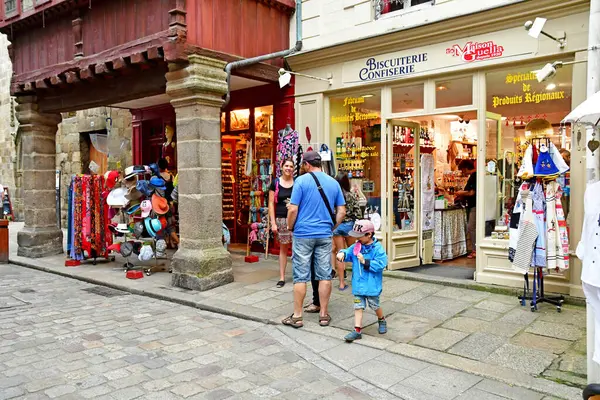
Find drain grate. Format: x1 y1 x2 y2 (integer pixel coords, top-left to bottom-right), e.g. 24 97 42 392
18 288 36 293
82 286 130 298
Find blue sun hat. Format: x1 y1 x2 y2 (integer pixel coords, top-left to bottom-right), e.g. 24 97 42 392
149 176 166 191
136 180 153 197
148 163 160 177
144 217 163 238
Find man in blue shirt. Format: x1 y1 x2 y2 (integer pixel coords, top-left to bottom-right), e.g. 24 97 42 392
282 151 346 328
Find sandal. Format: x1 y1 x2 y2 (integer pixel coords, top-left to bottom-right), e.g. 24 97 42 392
319 314 331 327
276 280 285 288
304 304 320 313
282 314 303 328
467 251 476 259
338 284 349 291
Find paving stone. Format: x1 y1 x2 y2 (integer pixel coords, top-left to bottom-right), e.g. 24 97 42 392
391 285 442 304
542 369 587 388
0 386 24 400
486 344 557 375
170 382 205 397
402 296 471 321
362 312 439 343
498 308 540 326
474 299 517 313
474 379 544 400
525 321 584 341
110 386 145 400
460 307 502 322
388 382 441 400
374 352 429 373
480 321 524 338
321 343 383 370
449 332 507 361
558 352 587 375
44 385 76 399
436 287 491 303
79 384 113 399
442 316 490 333
454 388 508 399
349 359 412 389
511 332 573 354
399 364 482 399
202 388 235 400
412 327 469 351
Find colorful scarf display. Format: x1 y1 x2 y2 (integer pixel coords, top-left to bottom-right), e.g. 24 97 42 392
67 175 112 261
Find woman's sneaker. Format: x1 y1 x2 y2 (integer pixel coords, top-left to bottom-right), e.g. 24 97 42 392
344 331 362 342
378 319 387 334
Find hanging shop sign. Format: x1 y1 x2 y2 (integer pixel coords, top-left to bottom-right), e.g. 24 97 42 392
491 71 567 109
445 41 504 63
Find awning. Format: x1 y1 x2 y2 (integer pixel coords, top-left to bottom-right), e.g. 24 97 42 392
562 90 600 126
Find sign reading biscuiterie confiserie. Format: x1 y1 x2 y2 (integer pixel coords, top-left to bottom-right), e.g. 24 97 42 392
341 27 537 85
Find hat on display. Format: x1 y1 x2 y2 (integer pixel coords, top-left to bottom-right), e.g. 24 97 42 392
159 216 168 230
104 170 120 189
124 165 146 179
132 242 143 255
140 200 153 218
115 223 130 234
302 150 322 163
120 242 134 257
133 221 145 239
125 186 144 201
149 176 167 191
152 194 169 215
348 219 376 238
106 187 128 207
138 245 154 262
126 201 141 215
136 180 153 197
122 175 137 189
148 163 160 177
155 239 167 257
144 217 163 238
107 243 121 253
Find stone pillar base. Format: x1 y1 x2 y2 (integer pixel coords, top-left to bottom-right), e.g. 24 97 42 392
170 247 233 291
17 227 63 258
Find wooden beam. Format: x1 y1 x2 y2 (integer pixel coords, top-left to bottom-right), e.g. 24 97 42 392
111 57 128 70
79 66 96 81
35 79 49 90
94 62 114 76
147 47 162 61
23 82 34 92
130 52 147 65
49 74 65 86
65 71 80 84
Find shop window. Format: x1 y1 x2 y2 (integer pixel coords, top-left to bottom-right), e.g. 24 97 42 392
4 0 16 14
230 109 250 131
330 92 382 229
392 84 424 114
254 106 273 160
435 76 473 109
484 63 573 240
378 0 434 18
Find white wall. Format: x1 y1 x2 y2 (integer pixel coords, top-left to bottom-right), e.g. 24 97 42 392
297 0 526 52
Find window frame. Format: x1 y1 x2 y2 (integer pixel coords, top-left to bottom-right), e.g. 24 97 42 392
375 0 435 20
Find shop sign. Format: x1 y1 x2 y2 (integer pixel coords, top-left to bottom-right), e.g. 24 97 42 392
358 53 428 82
491 71 566 109
362 180 375 193
445 41 504 63
331 97 380 123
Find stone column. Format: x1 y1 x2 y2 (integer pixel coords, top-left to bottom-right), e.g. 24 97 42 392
16 96 63 258
165 55 233 291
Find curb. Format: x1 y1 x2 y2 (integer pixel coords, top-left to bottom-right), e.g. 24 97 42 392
8 258 275 326
383 270 587 307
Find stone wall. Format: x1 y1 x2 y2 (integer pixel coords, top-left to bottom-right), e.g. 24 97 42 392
56 107 133 224
0 34 19 219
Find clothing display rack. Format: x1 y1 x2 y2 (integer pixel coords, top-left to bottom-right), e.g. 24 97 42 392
1 187 14 221
66 175 112 264
245 159 271 262
519 268 564 312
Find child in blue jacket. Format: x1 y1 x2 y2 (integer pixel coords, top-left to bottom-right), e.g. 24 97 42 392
336 219 388 342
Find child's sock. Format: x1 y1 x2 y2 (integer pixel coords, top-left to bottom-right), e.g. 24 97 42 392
355 327 362 333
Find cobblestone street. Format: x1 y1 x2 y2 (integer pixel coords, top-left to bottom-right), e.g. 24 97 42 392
0 264 582 399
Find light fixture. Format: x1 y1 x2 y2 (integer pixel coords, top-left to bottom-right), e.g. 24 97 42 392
535 59 586 82
524 18 566 48
436 85 448 91
546 83 557 90
362 94 374 98
278 68 332 88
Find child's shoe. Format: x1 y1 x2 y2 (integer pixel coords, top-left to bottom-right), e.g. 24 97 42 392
344 330 362 342
378 319 387 334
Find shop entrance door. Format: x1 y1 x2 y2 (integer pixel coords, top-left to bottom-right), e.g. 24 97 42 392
386 119 422 270
484 111 504 235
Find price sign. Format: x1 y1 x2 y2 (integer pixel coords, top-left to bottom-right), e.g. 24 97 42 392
362 180 375 193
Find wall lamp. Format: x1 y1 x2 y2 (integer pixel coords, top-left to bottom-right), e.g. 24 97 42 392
278 68 332 88
535 59 587 82
524 18 567 49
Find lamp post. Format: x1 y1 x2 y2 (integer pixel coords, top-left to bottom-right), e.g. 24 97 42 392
586 0 600 385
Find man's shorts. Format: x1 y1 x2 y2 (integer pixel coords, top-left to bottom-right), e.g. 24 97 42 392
292 237 332 283
353 295 381 311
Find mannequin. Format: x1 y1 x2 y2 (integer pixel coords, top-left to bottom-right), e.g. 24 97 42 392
162 124 177 169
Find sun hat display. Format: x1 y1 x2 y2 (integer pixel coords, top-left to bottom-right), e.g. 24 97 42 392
106 187 128 207
152 194 169 215
155 239 167 257
149 176 167 191
138 245 154 262
104 170 120 189
126 201 141 215
115 223 130 234
148 163 160 177
144 217 163 238
132 242 143 255
125 186 143 201
122 175 137 189
140 200 153 218
159 216 168 230
120 241 134 257
133 221 145 239
107 243 121 253
124 165 146 179
136 180 153 197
